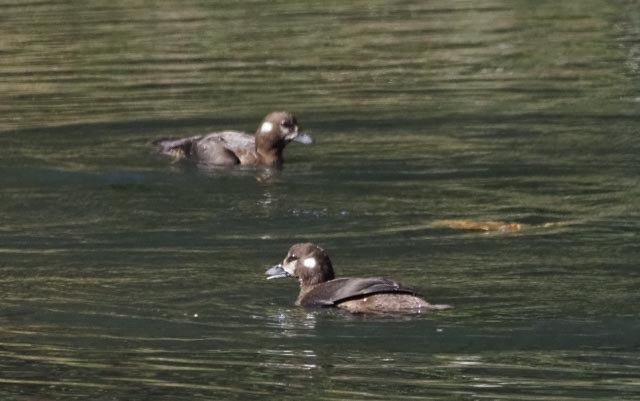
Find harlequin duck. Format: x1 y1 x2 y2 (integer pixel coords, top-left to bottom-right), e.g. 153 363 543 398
154 112 312 167
265 243 453 314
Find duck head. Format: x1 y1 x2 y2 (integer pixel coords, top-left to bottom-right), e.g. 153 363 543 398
265 242 334 286
255 112 313 166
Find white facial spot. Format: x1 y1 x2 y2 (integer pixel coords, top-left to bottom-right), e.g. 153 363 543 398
303 257 317 269
261 121 273 133
280 125 291 135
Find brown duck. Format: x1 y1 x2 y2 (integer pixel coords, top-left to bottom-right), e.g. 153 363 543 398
155 111 312 167
265 243 452 314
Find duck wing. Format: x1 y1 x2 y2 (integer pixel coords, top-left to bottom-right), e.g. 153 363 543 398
194 131 255 165
302 277 420 307
154 135 202 158
155 131 255 165
208 131 254 151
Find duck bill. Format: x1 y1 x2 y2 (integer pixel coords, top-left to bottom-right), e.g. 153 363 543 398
265 263 291 280
291 132 313 144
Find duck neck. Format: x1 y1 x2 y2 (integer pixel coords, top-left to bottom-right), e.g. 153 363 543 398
295 282 321 306
256 146 283 167
255 134 284 167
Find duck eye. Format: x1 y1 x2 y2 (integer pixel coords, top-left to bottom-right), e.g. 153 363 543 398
286 254 298 263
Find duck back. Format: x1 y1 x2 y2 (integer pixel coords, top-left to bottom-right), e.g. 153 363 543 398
338 293 452 314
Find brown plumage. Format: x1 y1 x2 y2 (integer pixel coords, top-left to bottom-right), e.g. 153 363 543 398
154 112 312 167
265 243 453 314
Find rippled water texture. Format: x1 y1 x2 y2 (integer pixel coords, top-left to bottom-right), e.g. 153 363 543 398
1 1 639 400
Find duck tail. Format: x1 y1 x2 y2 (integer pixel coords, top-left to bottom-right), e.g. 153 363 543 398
426 303 453 311
153 136 199 158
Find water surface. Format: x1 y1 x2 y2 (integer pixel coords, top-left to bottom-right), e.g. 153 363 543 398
1 1 639 400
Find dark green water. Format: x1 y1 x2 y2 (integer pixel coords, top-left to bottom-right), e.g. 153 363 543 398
1 1 639 400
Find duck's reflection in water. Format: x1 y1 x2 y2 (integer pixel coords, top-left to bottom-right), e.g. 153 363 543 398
266 308 318 338
173 161 283 184
260 309 323 382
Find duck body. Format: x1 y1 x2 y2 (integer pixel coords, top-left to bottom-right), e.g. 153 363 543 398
265 243 452 315
296 276 444 314
155 112 312 167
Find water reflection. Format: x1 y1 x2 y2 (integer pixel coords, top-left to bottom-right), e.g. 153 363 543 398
259 348 319 371
266 309 318 338
159 158 283 182
1 0 639 400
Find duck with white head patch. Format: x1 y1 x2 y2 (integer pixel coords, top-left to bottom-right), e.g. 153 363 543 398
154 111 312 167
265 243 453 314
